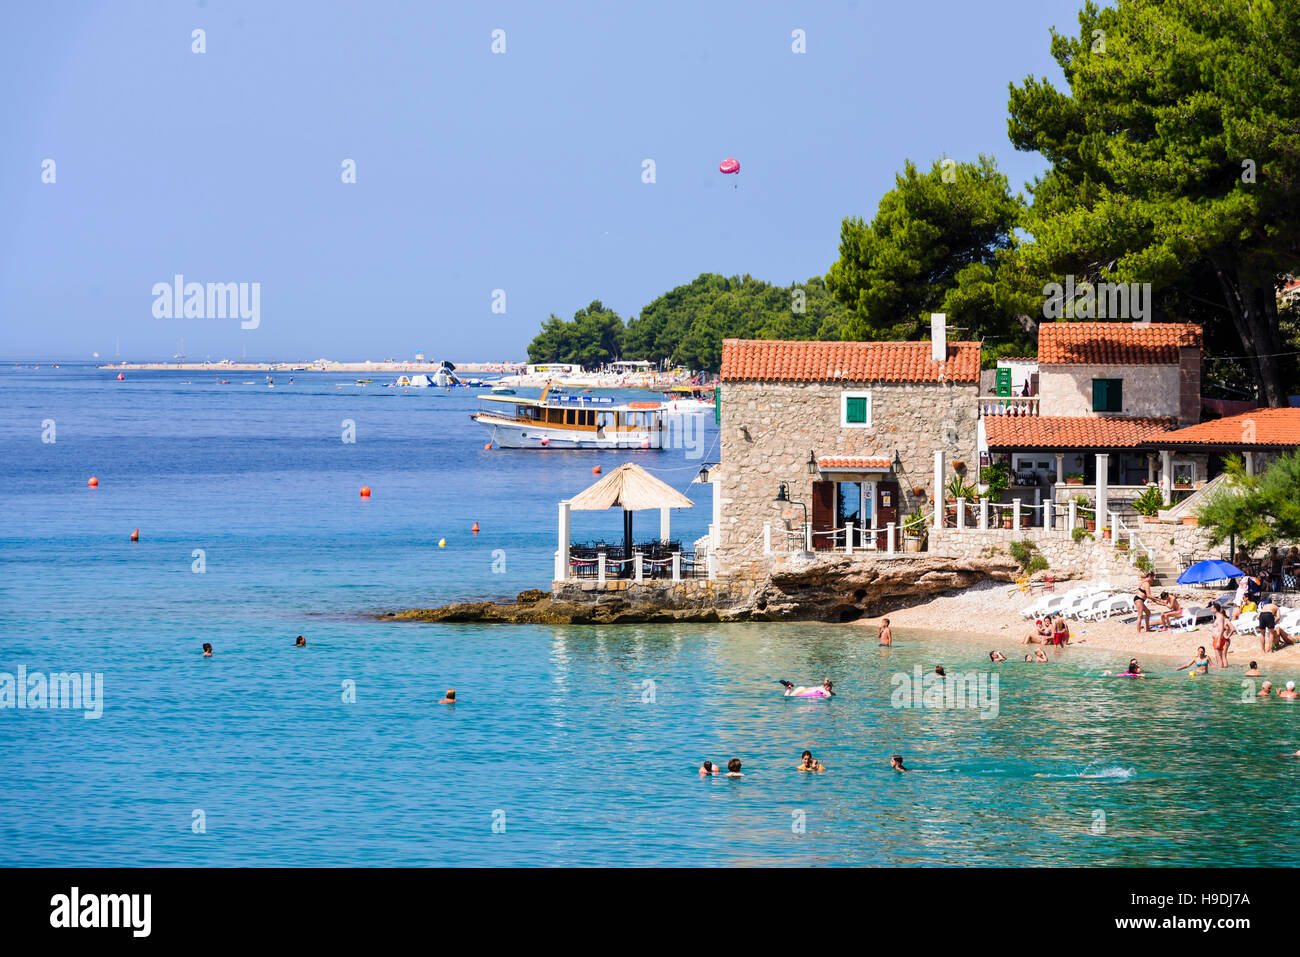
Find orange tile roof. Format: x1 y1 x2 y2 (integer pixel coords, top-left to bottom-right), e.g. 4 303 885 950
985 416 1177 450
1037 322 1202 365
1152 407 1300 448
817 456 893 471
720 339 980 383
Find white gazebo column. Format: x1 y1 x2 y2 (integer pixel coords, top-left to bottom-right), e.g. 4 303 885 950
711 480 722 548
659 507 670 543
556 500 571 580
1052 453 1065 530
1160 449 1173 504
1146 454 1156 484
933 449 945 530
1095 454 1109 535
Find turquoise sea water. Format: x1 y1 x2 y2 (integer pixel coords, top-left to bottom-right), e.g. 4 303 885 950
3 363 1300 866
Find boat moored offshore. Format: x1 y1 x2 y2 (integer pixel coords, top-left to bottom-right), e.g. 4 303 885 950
471 384 665 449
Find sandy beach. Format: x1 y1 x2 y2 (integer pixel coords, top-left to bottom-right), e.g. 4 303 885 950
862 577 1300 669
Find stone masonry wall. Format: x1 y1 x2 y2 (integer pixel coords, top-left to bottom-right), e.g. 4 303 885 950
1038 364 1181 418
716 379 979 573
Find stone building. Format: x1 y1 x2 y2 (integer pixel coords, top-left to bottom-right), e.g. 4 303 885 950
714 329 981 572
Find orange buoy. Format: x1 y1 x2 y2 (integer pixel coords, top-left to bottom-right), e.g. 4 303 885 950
87 477 99 487
484 443 492 450
540 437 549 446
116 373 124 381
471 522 480 534
592 466 601 474
130 528 139 542
360 486 371 498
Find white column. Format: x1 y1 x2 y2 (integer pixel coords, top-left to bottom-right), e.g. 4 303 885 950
763 521 771 556
671 552 681 581
597 553 606 583
660 507 670 543
846 522 855 554
1013 498 1021 530
557 501 571 580
805 520 812 553
933 449 945 530
1160 449 1173 504
956 497 966 531
634 552 643 581
1095 454 1109 535
711 482 722 547
1068 499 1078 534
1146 454 1156 484
887 522 896 555
707 551 717 581
1054 453 1065 482
979 497 989 530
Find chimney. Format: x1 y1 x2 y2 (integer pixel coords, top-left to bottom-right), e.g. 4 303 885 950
930 313 946 363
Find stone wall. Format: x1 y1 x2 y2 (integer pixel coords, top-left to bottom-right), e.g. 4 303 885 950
716 379 979 573
1038 363 1181 418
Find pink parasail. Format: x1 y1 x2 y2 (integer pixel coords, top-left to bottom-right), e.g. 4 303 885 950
719 158 740 175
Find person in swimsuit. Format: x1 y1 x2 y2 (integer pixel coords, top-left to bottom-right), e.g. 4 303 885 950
1273 623 1297 650
798 750 826 772
989 650 1008 663
1033 648 1049 663
878 618 892 646
1210 603 1234 669
1281 681 1299 701
1023 618 1051 645
1258 681 1273 698
783 679 834 697
1134 572 1154 633
294 635 307 647
438 688 457 704
1258 599 1280 654
934 666 946 677
1126 658 1143 676
700 760 718 777
1155 592 1183 629
202 642 212 657
1245 661 1262 677
890 755 907 772
1176 646 1211 675
1051 615 1069 647
725 758 743 777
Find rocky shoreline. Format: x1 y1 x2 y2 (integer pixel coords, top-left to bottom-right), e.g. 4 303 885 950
380 554 1022 624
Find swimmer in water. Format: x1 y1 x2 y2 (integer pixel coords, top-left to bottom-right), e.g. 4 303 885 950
438 688 457 704
878 618 892 646
1245 661 1262 677
1281 681 1299 701
1126 658 1143 676
1258 681 1273 698
890 755 907 772
294 635 306 647
202 642 212 657
725 758 743 778
934 665 946 677
798 750 826 772
1176 646 1211 675
782 679 834 697
1034 648 1049 663
700 760 717 777
989 650 1008 663
1023 654 1034 662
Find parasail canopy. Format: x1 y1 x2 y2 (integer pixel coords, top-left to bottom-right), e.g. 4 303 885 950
719 158 740 175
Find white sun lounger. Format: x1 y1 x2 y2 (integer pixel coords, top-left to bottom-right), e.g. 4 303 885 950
1086 594 1136 621
1063 590 1117 619
1169 606 1214 631
1234 611 1260 635
1020 586 1089 619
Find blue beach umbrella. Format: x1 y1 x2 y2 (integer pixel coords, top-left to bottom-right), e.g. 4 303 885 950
1177 559 1245 585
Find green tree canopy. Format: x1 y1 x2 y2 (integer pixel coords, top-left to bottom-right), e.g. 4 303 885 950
1196 452 1300 553
824 155 1029 350
1005 0 1300 405
526 300 625 366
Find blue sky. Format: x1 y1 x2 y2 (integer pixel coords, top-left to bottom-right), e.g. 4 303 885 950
0 0 1089 361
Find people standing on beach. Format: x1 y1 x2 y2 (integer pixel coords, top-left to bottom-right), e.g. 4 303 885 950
202 642 212 657
878 619 892 646
294 635 306 647
1210 604 1234 669
890 755 907 772
725 758 743 777
1258 598 1281 654
1134 572 1154 633
798 750 826 772
1281 681 1299 700
438 688 457 704
1051 615 1070 647
1175 646 1211 675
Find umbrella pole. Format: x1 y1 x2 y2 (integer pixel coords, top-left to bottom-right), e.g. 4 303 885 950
624 509 633 576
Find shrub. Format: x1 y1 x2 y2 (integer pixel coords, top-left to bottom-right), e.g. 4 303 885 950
1135 553 1154 574
1071 527 1091 543
1132 484 1165 518
1009 539 1048 574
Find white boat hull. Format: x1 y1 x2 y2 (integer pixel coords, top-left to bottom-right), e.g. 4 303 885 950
473 414 662 449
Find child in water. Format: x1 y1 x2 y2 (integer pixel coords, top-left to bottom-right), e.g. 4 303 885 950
202 643 212 657
798 750 826 772
890 755 907 772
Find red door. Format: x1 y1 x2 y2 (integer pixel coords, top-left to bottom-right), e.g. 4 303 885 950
811 481 835 550
875 481 899 549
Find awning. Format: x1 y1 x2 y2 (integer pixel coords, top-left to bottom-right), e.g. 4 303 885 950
816 455 892 473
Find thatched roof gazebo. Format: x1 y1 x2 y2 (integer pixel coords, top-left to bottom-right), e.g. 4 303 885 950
556 463 694 581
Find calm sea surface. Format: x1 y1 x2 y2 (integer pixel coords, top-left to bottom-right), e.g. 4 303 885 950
2 363 1299 866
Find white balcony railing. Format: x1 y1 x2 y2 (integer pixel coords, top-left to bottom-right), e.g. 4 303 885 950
977 395 1040 417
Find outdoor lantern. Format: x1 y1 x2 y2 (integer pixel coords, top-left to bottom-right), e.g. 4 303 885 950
774 483 790 503
806 451 818 475
892 450 903 470
696 462 715 484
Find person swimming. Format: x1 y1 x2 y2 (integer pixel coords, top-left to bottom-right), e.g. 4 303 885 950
202 642 212 657
1245 661 1262 677
294 635 306 647
1126 658 1143 676
798 750 826 772
1176 646 1211 675
890 754 907 772
1281 681 1299 701
700 760 717 777
438 688 457 704
1033 648 1049 663
781 679 834 697
989 650 1008 663
934 666 946 677
1258 681 1273 698
725 758 743 777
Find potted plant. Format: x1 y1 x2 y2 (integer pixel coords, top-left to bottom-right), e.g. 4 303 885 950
1071 526 1091 543
1132 484 1165 523
1115 538 1129 551
1100 525 1112 540
910 485 926 498
944 475 978 526
1071 494 1095 531
1174 473 1193 489
1065 471 1085 485
980 463 1010 500
952 460 966 473
902 507 926 552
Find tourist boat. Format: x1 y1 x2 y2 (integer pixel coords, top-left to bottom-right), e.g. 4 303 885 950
659 385 716 414
471 384 665 449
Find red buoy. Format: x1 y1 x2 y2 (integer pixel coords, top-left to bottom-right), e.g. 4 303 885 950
116 372 124 381
540 437 549 447
484 443 492 450
130 528 139 542
471 522 480 534
360 486 371 498
592 466 601 474
87 477 99 487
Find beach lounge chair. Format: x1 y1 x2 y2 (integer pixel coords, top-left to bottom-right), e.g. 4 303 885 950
1086 594 1135 621
1020 585 1090 619
1169 606 1213 631
1064 590 1116 620
1234 611 1260 635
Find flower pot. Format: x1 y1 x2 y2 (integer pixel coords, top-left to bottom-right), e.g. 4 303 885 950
1066 478 1083 486
1102 528 1112 540
911 487 926 498
953 461 965 473
1086 520 1096 532
1182 516 1199 526
1141 516 1159 523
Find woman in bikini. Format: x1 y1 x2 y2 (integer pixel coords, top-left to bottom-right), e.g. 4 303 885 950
1176 646 1211 675
1210 603 1234 669
1155 592 1183 629
1134 572 1154 633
